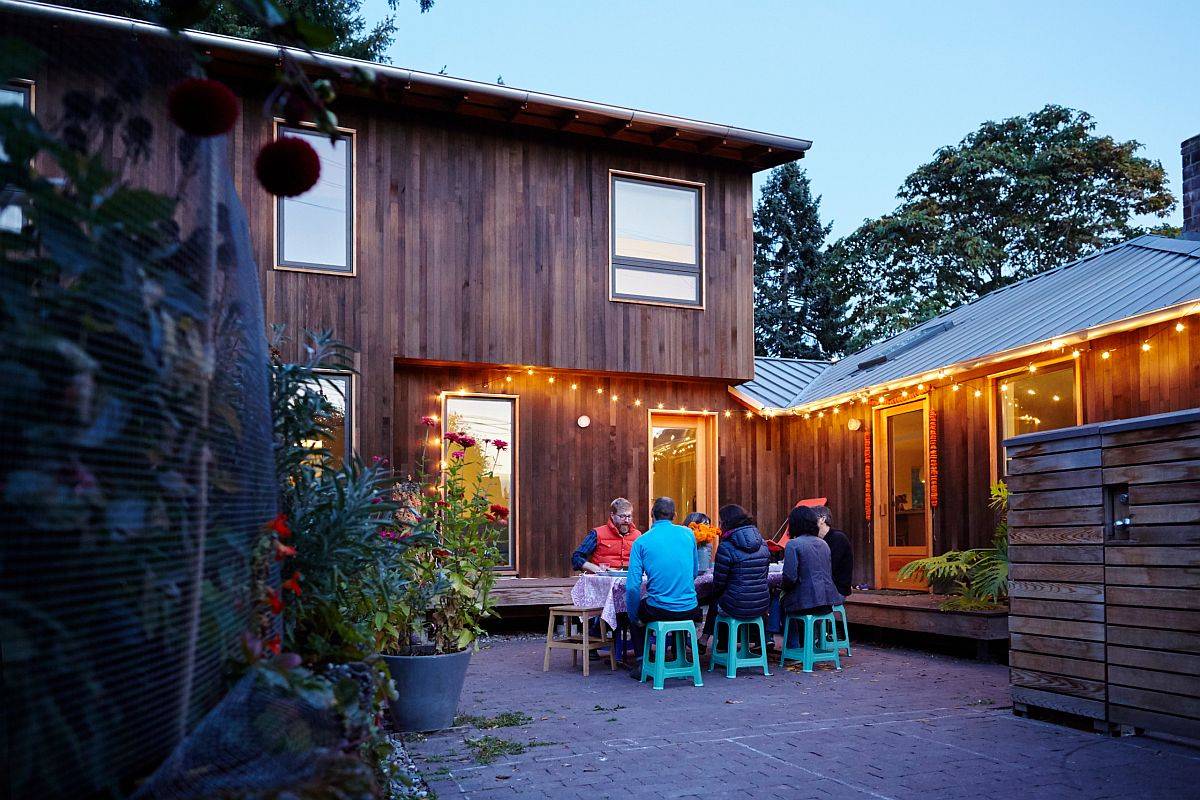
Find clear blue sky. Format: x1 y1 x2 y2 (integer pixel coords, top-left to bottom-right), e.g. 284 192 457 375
367 0 1198 239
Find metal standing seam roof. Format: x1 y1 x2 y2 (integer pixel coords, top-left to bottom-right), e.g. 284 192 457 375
733 357 829 408
787 235 1200 409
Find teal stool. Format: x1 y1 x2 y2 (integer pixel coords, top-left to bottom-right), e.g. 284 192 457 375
640 620 704 690
832 604 851 656
708 614 771 678
780 612 842 673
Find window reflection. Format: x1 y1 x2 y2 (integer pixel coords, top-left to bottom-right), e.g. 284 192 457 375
444 396 515 569
614 178 698 264
1 84 31 232
997 360 1078 473
301 373 352 468
652 425 699 517
278 127 352 271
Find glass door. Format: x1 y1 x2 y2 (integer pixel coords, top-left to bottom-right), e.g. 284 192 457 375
649 413 716 523
873 401 931 589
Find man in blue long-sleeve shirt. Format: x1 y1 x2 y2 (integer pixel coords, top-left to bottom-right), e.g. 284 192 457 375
626 496 700 677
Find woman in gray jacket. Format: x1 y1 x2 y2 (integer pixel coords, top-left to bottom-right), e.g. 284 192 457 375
768 505 843 649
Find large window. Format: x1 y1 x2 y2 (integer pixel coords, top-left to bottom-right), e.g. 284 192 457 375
610 173 702 307
443 395 516 569
276 125 354 273
995 359 1080 475
301 372 353 468
1 82 32 232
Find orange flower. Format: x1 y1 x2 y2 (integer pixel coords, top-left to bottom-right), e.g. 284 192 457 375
432 548 452 559
267 513 291 539
274 541 297 561
282 571 303 596
265 587 283 614
264 634 282 655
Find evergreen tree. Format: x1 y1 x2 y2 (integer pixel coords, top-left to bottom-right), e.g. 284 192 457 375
753 162 849 359
830 105 1175 348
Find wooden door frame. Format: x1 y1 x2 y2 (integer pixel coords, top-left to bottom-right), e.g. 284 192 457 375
646 410 719 528
872 397 933 590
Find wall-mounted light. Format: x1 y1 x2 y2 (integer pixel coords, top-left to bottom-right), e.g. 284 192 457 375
847 418 863 431
577 415 591 428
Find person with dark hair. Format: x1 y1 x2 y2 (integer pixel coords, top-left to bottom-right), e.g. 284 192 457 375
698 503 770 652
768 505 843 649
811 505 853 598
625 496 701 677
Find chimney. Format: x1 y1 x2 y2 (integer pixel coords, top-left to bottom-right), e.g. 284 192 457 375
1185 134 1200 238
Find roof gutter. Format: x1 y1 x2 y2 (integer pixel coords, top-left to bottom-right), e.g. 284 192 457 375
780 296 1200 414
2 0 813 155
727 386 768 415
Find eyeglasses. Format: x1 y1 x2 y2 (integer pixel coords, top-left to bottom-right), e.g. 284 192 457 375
612 513 633 520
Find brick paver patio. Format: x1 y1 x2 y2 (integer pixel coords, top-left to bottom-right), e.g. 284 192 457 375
405 634 1200 799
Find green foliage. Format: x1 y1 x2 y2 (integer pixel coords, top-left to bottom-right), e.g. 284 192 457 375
454 711 532 729
753 162 851 359
373 425 507 655
464 735 527 765
898 482 1010 611
830 105 1175 348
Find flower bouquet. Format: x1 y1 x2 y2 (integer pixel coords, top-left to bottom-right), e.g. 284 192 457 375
689 521 721 572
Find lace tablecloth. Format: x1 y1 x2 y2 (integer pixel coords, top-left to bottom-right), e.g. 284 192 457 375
571 570 782 629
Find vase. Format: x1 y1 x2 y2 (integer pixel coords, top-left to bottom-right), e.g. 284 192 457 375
382 648 472 732
696 544 713 572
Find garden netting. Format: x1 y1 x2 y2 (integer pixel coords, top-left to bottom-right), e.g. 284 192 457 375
1 10 280 799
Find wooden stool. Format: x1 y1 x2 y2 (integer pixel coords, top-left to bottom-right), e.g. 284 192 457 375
543 605 615 676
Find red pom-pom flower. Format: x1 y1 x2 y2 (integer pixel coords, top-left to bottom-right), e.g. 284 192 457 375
255 137 321 197
168 78 239 137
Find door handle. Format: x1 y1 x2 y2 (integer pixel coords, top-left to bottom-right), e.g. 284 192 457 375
879 503 887 518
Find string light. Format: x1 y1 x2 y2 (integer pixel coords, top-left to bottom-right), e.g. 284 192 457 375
952 384 960 392
570 383 577 391
917 383 925 391
803 412 811 420
634 399 642 407
1072 350 1081 358
744 411 753 419
817 411 824 418
1176 322 1186 332
595 387 603 395
610 393 619 402
548 376 556 384
1141 341 1151 352
1029 364 1038 373
525 368 533 375
1052 394 1061 402
724 410 732 418
505 375 512 383
1102 351 1111 360
1000 383 1008 393
657 402 665 409
974 389 982 398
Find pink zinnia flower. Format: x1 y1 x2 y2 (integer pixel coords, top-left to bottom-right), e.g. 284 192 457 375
451 450 466 459
492 439 508 451
420 415 438 427
458 436 477 448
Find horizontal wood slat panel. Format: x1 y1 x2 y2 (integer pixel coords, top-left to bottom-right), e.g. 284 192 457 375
1009 598 1105 622
1105 546 1200 566
1105 566 1200 588
1012 686 1105 720
1005 468 1102 493
1106 586 1200 610
1103 460 1200 485
1009 488 1103 511
1128 481 1200 505
1010 581 1103 602
1105 606 1200 630
1129 503 1200 526
1009 545 1103 564
1108 686 1200 720
1009 526 1103 545
1010 616 1105 641
1103 421 1200 448
1006 448 1101 476
1009 508 1104 527
1010 564 1104 583
1010 668 1105 700
1106 625 1200 653
1108 665 1199 696
1010 651 1105 680
1108 705 1200 739
1008 435 1101 459
1102 437 1200 467
1106 646 1200 675
1126 525 1200 546
1010 633 1104 661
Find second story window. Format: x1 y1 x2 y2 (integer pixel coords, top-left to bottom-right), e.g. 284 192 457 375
1 82 33 232
610 172 703 307
276 125 354 274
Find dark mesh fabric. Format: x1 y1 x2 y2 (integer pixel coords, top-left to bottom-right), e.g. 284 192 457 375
1 11 277 799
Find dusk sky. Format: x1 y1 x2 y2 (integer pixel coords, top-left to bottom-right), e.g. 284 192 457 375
366 0 1198 239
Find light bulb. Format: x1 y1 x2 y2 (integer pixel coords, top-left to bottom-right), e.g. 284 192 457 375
1102 351 1111 360
1176 322 1186 333
634 399 642 407
1141 341 1151 352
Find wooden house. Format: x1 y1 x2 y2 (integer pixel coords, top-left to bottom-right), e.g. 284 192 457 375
9 4 1198 615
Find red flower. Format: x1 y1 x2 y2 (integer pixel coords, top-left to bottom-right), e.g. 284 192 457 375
168 78 239 137
432 548 452 559
267 513 292 539
458 436 477 448
264 634 282 655
444 432 462 444
451 450 466 460
255 137 321 197
435 500 450 508
274 541 297 561
282 571 303 596
485 513 496 522
421 416 438 427
489 504 509 518
492 439 508 451
265 588 283 615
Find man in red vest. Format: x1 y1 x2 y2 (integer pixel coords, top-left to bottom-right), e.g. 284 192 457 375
571 497 642 573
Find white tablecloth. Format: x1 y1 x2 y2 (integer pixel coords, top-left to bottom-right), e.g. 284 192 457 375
570 572 717 629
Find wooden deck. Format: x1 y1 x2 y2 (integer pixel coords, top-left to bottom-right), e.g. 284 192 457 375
493 579 1008 645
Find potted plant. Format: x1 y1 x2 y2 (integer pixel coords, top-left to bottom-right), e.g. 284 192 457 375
371 419 507 731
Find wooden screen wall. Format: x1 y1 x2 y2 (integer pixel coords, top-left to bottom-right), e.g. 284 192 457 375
1005 410 1200 738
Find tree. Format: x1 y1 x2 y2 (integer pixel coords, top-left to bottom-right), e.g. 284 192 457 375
753 162 850 359
831 105 1175 348
59 0 434 62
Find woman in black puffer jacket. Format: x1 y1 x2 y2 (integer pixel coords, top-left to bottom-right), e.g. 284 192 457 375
699 504 770 651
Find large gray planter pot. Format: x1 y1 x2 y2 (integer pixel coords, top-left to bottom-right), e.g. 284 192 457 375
382 649 472 732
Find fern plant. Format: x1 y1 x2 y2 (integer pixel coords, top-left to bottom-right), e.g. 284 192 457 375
898 482 1010 611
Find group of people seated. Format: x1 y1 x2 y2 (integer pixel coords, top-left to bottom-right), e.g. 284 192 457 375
571 495 853 676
